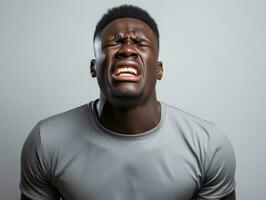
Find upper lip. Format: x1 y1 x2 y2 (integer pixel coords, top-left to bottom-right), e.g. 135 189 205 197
111 60 141 76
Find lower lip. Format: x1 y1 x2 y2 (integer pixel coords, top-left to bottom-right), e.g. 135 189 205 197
111 74 141 82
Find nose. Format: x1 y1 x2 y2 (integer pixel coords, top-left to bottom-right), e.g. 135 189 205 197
116 41 138 59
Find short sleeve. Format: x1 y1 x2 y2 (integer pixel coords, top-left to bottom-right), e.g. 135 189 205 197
195 125 236 199
20 122 61 200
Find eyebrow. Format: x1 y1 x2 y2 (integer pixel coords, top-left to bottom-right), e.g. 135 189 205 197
102 32 152 46
114 33 149 41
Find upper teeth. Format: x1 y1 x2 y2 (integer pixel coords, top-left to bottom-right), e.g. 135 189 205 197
116 67 137 75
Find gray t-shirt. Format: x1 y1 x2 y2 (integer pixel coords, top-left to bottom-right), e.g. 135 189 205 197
20 100 235 200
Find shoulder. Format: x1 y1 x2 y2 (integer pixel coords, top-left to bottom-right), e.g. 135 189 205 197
37 102 95 151
40 103 91 131
163 102 216 140
37 102 95 140
162 102 235 167
22 102 92 155
22 102 95 162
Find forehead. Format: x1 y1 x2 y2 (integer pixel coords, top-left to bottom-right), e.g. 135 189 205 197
100 17 157 41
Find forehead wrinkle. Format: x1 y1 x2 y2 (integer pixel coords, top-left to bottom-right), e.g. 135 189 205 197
101 18 153 37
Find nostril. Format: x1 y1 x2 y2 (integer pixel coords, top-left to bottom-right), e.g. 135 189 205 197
116 49 138 59
116 52 126 58
116 43 138 59
117 52 137 58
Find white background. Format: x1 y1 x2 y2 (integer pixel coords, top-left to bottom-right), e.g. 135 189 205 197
1 0 265 199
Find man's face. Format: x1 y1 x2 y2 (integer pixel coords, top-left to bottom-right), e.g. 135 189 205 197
93 17 162 105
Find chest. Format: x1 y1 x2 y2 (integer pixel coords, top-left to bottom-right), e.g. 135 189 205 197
53 139 202 200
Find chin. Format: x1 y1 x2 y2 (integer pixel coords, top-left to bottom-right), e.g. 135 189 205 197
111 90 144 100
109 89 145 105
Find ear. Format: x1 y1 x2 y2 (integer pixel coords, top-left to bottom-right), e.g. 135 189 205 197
90 59 96 78
156 61 163 80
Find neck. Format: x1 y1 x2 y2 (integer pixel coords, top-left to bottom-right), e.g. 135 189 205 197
97 94 161 135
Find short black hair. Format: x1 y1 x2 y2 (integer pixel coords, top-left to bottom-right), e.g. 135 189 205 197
93 5 159 41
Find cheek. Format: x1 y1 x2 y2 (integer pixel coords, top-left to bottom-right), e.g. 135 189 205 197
140 48 157 64
95 52 110 75
143 55 159 86
95 52 115 88
143 54 158 74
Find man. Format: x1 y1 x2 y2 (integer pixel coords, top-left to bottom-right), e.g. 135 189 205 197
20 5 236 200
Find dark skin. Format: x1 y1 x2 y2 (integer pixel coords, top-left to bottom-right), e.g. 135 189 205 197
91 18 163 134
21 17 235 200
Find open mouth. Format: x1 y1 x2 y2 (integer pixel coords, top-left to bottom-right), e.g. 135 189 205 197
111 64 141 82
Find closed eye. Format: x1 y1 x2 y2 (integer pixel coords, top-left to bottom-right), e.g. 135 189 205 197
102 42 119 48
138 42 151 47
133 38 151 47
102 35 151 48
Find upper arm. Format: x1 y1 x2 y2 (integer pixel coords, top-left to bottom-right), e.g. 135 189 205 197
21 193 32 200
20 122 61 200
221 191 236 200
195 125 236 199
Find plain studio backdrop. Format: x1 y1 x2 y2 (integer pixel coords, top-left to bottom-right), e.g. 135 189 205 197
1 0 265 199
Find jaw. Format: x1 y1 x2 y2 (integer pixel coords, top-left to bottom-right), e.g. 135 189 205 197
108 64 145 100
109 80 145 100
105 77 157 108
97 61 158 108
100 84 157 109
